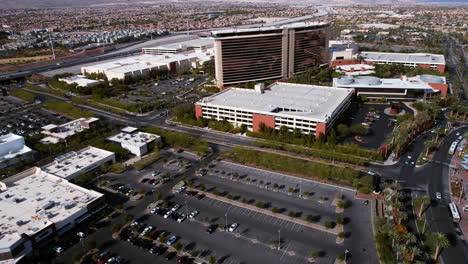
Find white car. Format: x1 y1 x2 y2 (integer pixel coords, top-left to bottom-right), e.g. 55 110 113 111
367 171 377 176
177 214 186 223
436 192 442 200
53 246 63 254
456 132 460 136
459 136 463 140
140 226 153 236
171 204 181 212
77 232 86 238
228 223 239 232
463 205 468 211
189 210 199 218
163 211 173 219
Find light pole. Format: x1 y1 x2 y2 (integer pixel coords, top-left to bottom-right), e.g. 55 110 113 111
225 213 228 231
278 229 281 250
345 249 349 262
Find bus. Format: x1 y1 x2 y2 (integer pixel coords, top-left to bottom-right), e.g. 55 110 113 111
449 141 458 155
449 202 461 223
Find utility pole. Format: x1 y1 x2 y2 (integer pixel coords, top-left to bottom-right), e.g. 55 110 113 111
48 32 56 60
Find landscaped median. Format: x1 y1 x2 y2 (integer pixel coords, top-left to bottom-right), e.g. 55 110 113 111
187 187 343 235
221 147 375 194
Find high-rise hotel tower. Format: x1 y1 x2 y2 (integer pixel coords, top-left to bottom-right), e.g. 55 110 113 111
213 22 330 88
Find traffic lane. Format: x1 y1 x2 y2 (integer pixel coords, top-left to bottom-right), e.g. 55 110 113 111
169 192 344 261
146 211 309 264
192 175 339 224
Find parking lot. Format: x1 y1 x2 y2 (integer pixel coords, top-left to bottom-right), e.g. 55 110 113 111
345 103 413 149
111 76 207 106
0 105 68 137
53 148 377 264
0 96 27 112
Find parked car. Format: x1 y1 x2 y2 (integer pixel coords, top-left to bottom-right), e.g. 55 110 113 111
77 232 86 238
206 225 217 234
152 171 161 177
436 192 442 200
166 235 177 246
166 252 177 260
164 211 173 219
228 223 239 232
189 210 199 218
171 204 181 212
53 246 63 254
177 214 186 223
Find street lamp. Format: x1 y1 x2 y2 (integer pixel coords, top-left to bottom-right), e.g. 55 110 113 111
225 213 228 231
278 229 281 250
345 249 350 262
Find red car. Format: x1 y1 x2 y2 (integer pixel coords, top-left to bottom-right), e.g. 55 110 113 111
177 256 188 263
148 179 155 184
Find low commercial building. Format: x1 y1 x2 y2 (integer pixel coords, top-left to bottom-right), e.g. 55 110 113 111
0 133 33 168
328 40 359 67
40 117 99 144
333 75 448 100
142 38 214 55
360 52 446 73
195 82 354 137
335 64 375 76
41 146 115 180
58 75 101 87
81 52 213 80
107 127 160 156
0 167 104 263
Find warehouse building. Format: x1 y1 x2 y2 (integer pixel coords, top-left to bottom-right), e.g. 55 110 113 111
142 38 214 55
107 127 161 156
333 75 448 100
81 52 213 80
360 52 445 73
213 22 330 88
195 82 353 137
0 167 104 263
41 146 115 180
0 133 33 168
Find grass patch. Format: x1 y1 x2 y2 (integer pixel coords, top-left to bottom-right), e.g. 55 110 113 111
44 99 95 119
9 89 36 103
134 150 161 171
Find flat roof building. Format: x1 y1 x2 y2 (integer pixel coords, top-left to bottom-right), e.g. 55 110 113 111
41 117 99 144
213 22 330 88
360 52 446 73
0 167 103 263
41 146 115 180
107 128 160 157
142 38 214 55
195 82 353 137
81 52 213 80
0 133 33 169
58 75 101 87
333 75 448 100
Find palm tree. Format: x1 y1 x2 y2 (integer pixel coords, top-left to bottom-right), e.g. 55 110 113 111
433 232 450 260
403 232 416 247
389 231 400 247
434 128 444 142
415 195 430 219
395 211 408 225
409 246 422 262
424 141 438 156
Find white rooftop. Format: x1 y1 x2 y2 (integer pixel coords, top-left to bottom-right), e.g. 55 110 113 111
41 146 114 179
143 38 213 51
213 21 329 36
107 132 160 147
58 75 100 87
360 52 445 65
0 134 33 163
334 75 446 90
121 126 138 133
0 167 102 249
83 53 213 74
197 82 354 123
41 117 99 140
